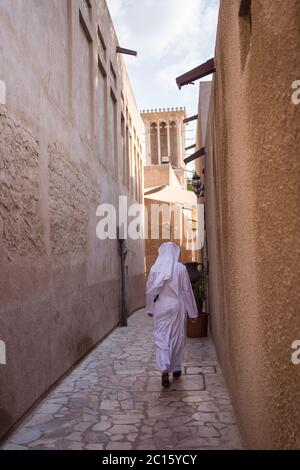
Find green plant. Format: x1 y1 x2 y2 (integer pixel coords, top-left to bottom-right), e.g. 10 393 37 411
192 274 207 312
187 177 193 192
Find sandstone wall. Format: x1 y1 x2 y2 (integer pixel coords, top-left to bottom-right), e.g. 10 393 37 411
0 0 145 439
204 0 300 449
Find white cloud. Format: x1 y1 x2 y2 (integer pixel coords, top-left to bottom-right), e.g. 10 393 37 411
106 0 219 116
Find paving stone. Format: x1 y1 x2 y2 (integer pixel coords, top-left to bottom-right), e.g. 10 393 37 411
220 424 242 446
26 413 54 426
82 414 98 423
109 424 137 435
140 434 153 441
100 400 120 410
121 399 134 409
141 425 153 434
218 412 236 424
153 428 172 438
74 422 92 432
173 425 191 433
88 396 99 410
197 425 220 438
2 444 29 450
135 404 145 411
213 422 228 430
176 437 221 448
170 401 185 407
136 440 157 450
197 402 220 413
127 433 138 442
92 422 111 432
85 444 104 450
106 442 132 450
169 416 192 427
66 442 84 450
65 432 83 442
111 413 144 424
153 436 175 449
117 391 132 400
191 412 219 423
1 309 242 450
143 419 157 426
38 403 62 414
146 375 205 392
110 434 124 441
182 395 209 403
28 438 56 448
186 366 216 375
83 431 109 444
11 428 42 445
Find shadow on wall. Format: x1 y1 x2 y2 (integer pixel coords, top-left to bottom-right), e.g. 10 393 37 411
0 409 12 439
77 337 95 358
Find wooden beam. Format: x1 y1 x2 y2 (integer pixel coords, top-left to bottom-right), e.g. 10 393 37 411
116 46 137 56
184 147 205 164
185 143 196 151
176 58 215 89
183 114 198 124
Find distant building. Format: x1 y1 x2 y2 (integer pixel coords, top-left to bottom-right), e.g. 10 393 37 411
141 108 187 188
141 109 199 273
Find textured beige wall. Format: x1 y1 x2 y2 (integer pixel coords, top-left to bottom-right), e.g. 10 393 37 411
0 0 145 440
204 0 300 449
144 164 182 190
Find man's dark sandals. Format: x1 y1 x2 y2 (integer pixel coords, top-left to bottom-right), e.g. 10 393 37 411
161 372 170 387
173 371 182 378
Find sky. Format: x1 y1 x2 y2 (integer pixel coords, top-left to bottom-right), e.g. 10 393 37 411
106 0 219 161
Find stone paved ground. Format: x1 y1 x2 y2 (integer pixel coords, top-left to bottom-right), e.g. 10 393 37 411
2 309 242 450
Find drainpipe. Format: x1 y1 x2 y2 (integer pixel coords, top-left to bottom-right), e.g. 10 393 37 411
118 236 127 326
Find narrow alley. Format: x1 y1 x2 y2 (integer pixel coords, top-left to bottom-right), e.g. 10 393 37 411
2 310 242 451
1 0 299 454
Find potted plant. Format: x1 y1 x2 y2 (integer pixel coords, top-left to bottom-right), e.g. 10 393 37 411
187 271 209 338
192 276 206 313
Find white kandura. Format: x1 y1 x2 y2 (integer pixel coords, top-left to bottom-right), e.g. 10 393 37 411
146 242 198 373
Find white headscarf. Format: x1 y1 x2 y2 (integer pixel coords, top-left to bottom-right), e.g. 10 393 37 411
147 242 181 296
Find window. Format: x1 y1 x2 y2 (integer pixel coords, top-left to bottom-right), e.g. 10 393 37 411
78 8 93 142
150 122 158 164
170 121 178 167
110 88 118 176
139 159 143 203
160 122 168 160
121 113 126 184
98 55 107 163
135 152 139 201
126 126 130 189
129 134 132 190
133 145 137 198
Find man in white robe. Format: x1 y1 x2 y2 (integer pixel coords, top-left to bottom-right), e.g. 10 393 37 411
146 242 198 387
